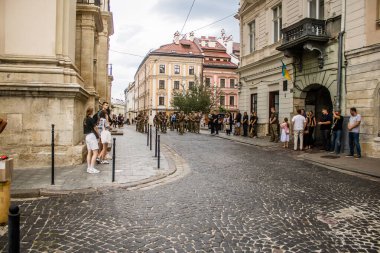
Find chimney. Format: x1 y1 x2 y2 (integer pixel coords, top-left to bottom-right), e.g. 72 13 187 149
188 31 195 42
173 31 180 45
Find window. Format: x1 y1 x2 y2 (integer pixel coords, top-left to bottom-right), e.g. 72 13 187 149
220 79 226 88
251 93 257 113
159 64 165 74
230 79 235 88
273 5 282 43
205 78 211 87
159 80 165 89
189 66 194 75
249 21 255 53
220 96 225 106
159 97 165 106
174 65 180 74
230 96 235 106
189 81 195 89
308 0 324 19
174 81 180 89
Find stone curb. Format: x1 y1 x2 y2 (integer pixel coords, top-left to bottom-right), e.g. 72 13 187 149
299 155 380 179
10 146 178 199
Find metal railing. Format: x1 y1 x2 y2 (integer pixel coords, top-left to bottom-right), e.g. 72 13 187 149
281 18 328 44
77 0 101 7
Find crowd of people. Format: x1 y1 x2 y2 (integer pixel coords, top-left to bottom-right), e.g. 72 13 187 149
134 111 203 135
83 102 126 174
288 107 362 159
205 106 362 159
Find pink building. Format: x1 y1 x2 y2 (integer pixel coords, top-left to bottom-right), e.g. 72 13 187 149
195 36 240 113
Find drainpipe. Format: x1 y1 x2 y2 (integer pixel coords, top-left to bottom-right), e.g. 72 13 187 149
336 0 346 110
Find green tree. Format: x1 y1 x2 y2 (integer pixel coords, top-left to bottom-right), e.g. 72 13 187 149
171 80 211 114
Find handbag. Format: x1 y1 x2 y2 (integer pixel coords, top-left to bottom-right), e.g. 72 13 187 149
0 118 8 134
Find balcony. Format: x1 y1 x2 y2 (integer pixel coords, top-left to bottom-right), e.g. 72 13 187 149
276 18 330 51
77 0 101 7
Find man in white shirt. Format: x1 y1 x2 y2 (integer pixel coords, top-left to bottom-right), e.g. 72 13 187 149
346 107 362 159
292 109 307 151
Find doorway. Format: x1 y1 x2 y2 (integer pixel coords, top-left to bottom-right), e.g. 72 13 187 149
303 84 333 145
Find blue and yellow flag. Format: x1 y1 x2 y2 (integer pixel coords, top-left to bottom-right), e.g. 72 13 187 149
281 61 291 81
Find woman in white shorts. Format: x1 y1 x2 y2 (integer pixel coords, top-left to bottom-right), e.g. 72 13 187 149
83 107 100 174
99 111 111 164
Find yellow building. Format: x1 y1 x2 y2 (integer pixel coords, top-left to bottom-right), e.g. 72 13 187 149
134 32 203 124
0 0 114 168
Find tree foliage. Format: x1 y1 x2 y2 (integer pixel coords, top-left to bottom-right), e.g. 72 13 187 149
171 80 211 114
171 78 225 114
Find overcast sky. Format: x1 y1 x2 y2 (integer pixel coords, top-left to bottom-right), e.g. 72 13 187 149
109 0 240 100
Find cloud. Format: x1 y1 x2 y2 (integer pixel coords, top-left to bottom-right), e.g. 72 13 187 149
109 0 240 100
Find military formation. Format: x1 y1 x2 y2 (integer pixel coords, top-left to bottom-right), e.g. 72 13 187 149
135 111 202 135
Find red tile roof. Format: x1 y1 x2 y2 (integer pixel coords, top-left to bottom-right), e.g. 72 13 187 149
152 40 203 56
203 60 238 69
203 51 231 59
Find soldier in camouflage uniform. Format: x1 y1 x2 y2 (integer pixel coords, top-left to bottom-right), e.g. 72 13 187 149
195 112 201 134
178 111 185 135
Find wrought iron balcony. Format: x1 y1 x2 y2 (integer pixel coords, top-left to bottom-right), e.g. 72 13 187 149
276 18 330 51
77 0 101 7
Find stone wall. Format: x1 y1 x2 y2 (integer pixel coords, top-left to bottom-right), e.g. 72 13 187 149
345 44 380 158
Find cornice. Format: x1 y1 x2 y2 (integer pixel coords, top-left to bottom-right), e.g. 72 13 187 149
0 83 90 102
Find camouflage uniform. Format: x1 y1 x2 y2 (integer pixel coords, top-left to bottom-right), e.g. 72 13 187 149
178 111 185 135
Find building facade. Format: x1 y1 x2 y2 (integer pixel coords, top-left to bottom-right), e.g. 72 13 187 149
133 31 240 122
134 32 204 124
196 35 239 112
124 82 136 123
237 0 380 158
0 0 114 168
344 0 380 157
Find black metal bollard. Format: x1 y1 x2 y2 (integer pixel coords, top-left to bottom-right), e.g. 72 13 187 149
150 125 152 151
8 205 20 253
51 124 55 185
147 124 149 146
112 138 116 182
158 135 160 169
155 127 158 157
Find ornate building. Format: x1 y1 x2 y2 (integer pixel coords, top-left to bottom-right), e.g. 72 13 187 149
237 0 380 157
133 30 240 121
134 32 204 124
195 35 239 112
0 0 114 168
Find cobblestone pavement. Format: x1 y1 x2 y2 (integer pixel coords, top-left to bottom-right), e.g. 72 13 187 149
11 126 170 195
1 130 380 252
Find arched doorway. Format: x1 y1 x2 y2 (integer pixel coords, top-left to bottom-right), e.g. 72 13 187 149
303 84 333 145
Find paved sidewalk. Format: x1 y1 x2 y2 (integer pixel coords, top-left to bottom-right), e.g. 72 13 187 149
201 128 380 178
298 152 380 177
11 126 171 197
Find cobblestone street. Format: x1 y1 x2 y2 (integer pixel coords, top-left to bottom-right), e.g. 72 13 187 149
1 129 380 252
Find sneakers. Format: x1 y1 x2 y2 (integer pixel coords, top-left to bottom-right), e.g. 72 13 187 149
100 160 109 164
87 167 100 174
345 154 354 158
96 157 101 164
355 155 362 160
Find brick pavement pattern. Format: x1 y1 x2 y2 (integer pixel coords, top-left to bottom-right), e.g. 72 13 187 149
1 129 380 252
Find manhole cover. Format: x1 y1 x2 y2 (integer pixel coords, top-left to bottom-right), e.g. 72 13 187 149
320 155 340 159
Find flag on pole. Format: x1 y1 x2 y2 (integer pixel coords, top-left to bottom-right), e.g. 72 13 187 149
281 61 291 81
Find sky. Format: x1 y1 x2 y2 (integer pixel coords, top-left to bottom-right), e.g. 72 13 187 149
109 0 240 100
